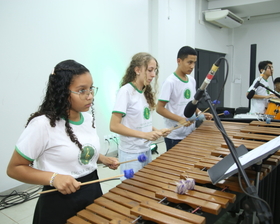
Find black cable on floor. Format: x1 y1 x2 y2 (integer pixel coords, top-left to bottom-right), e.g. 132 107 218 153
0 186 42 210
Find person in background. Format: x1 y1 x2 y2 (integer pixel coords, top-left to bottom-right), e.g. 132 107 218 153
110 52 170 180
247 60 275 114
273 77 280 94
156 46 213 151
7 60 119 224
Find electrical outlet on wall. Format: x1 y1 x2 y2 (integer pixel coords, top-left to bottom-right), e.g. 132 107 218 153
104 135 109 142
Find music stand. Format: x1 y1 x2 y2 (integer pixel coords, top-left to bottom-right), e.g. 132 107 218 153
208 136 280 184
201 90 274 224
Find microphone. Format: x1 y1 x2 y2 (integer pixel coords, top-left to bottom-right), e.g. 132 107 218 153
247 65 268 100
247 76 262 99
184 58 222 118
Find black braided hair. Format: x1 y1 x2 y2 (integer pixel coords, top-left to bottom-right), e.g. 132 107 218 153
26 60 95 150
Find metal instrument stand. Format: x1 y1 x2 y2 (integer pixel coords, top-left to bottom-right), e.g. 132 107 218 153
202 90 273 224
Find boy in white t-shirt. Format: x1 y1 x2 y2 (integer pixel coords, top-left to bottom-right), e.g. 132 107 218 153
247 60 275 114
156 46 213 151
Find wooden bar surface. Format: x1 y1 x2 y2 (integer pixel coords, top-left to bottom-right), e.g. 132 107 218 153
68 120 279 224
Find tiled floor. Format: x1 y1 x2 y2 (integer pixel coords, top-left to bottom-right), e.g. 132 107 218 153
0 141 241 224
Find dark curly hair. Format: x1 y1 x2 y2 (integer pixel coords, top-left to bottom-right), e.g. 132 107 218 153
26 60 95 150
120 52 159 110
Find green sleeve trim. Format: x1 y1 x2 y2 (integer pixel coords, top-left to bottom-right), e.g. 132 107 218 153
15 146 34 162
158 99 169 102
112 111 126 117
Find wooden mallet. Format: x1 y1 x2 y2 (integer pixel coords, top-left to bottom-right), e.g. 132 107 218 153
38 169 134 194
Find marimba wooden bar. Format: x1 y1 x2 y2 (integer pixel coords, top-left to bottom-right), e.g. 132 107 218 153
67 120 280 224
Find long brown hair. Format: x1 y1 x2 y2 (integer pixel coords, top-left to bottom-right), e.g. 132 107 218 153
120 52 159 110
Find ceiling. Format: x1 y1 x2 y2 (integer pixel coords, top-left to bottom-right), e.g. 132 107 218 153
207 0 280 19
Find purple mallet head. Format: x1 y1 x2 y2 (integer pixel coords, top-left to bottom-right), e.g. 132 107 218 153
176 178 195 194
138 154 147 162
212 100 220 105
223 110 230 116
123 169 134 179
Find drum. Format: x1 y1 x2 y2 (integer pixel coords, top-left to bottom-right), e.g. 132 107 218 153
265 98 280 119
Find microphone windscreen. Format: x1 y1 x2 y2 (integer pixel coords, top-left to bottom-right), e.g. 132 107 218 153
247 90 255 100
184 102 197 118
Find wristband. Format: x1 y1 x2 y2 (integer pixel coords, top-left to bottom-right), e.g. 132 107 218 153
49 173 57 187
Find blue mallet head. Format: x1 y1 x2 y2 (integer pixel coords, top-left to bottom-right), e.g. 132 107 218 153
123 169 134 179
138 154 147 162
212 100 220 105
266 117 271 124
223 110 230 116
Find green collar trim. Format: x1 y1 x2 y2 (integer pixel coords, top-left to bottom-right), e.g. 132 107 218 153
173 72 189 83
62 113 84 125
129 82 143 93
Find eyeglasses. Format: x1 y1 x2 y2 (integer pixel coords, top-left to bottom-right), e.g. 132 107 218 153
70 86 98 99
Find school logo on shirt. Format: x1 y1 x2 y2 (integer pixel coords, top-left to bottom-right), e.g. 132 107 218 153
184 89 191 99
143 107 150 120
79 144 95 165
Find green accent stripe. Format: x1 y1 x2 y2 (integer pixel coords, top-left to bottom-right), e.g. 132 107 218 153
173 72 189 83
15 146 34 162
69 113 84 125
112 111 126 117
61 112 84 125
129 82 143 93
158 99 169 102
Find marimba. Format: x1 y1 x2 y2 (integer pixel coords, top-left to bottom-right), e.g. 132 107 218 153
67 120 280 224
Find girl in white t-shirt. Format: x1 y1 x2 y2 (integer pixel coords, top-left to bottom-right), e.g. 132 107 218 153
110 52 170 180
7 60 119 224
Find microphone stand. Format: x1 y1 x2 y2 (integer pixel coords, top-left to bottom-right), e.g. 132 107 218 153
258 83 280 98
202 90 273 224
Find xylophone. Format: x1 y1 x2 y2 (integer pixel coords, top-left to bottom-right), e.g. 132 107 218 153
67 120 280 224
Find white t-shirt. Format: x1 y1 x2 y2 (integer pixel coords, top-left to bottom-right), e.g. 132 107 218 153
158 73 196 140
248 77 270 114
112 83 152 153
15 112 100 179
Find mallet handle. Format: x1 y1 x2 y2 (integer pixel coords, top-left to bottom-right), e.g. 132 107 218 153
38 174 124 194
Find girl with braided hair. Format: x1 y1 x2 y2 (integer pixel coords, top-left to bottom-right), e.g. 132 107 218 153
7 60 119 224
110 52 170 180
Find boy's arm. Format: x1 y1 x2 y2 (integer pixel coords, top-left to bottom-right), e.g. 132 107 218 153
156 100 185 122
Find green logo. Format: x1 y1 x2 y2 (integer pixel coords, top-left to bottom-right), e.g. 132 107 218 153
184 89 191 99
79 145 95 165
143 107 150 120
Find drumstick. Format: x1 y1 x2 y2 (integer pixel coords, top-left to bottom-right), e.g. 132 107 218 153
165 118 192 132
38 169 134 194
217 110 230 116
144 119 191 143
199 99 221 114
103 154 147 168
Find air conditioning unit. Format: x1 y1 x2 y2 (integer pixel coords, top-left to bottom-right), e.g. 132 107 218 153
204 9 244 28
